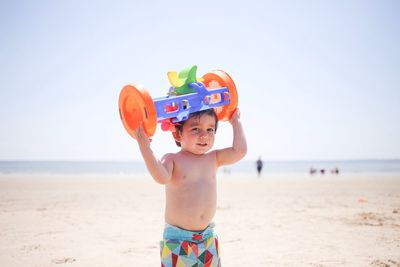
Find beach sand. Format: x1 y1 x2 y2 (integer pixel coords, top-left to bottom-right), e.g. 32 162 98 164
0 173 399 267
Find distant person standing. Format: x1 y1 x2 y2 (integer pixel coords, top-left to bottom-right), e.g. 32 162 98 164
309 167 317 175
331 167 339 175
256 157 264 177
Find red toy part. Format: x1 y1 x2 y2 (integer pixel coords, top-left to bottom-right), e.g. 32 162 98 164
118 84 157 139
202 70 238 121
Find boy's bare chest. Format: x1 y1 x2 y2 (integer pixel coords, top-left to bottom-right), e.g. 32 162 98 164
172 154 217 182
174 157 216 178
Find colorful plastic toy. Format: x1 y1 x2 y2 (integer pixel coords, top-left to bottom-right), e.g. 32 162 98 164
119 65 238 139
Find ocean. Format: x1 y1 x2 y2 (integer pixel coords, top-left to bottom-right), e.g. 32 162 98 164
1 160 400 176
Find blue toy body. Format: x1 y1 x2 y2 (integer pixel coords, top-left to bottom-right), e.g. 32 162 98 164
153 82 230 123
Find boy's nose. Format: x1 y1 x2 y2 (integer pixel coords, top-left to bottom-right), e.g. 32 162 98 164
199 130 207 138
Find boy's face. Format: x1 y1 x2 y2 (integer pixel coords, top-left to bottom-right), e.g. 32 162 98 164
175 114 216 155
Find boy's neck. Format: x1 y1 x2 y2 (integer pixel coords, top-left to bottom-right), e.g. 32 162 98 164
180 149 206 157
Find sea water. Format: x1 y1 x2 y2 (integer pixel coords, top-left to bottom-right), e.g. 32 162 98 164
1 160 400 176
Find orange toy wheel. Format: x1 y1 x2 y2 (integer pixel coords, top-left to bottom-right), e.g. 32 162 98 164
118 84 157 139
202 70 238 121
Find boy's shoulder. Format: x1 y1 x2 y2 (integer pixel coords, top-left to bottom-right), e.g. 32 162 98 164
161 152 178 161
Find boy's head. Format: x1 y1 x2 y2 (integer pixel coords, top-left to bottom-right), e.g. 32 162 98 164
173 109 218 153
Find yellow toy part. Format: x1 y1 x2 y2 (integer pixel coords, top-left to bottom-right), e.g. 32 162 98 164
167 71 184 87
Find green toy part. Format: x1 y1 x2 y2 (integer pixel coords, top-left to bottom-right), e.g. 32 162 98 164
169 65 198 95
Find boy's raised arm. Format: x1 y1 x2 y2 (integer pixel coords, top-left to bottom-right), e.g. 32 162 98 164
216 109 247 166
134 125 173 184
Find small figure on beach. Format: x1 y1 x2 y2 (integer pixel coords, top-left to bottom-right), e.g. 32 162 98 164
331 167 339 175
256 157 264 177
309 167 317 175
133 109 247 266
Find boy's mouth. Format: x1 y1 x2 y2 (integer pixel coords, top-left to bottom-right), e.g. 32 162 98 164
197 143 208 147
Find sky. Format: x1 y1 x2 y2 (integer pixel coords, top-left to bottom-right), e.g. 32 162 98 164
0 0 399 162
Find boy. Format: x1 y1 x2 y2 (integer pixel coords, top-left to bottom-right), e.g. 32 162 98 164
134 108 247 267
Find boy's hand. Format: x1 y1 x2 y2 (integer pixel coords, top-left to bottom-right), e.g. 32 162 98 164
229 108 241 124
216 107 247 166
133 124 151 146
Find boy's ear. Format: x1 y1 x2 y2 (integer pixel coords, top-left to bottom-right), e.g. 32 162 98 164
172 131 181 142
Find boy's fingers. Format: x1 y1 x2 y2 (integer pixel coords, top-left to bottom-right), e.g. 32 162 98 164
133 124 144 138
133 124 152 144
229 108 240 123
234 108 240 118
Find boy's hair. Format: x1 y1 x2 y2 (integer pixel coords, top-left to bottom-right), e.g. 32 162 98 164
174 109 219 147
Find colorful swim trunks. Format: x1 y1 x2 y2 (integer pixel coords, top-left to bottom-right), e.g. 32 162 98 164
160 223 221 267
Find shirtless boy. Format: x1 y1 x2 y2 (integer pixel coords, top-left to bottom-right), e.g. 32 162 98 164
134 108 247 267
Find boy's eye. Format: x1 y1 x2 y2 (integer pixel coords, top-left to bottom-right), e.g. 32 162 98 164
207 128 215 133
191 128 199 132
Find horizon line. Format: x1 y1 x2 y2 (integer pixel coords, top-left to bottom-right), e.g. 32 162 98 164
1 158 399 163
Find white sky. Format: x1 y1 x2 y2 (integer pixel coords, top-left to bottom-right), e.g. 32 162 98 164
0 0 399 161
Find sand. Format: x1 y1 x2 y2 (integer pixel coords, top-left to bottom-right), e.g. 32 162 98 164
0 173 399 267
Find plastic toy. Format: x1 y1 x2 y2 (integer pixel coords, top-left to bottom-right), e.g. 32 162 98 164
119 65 238 139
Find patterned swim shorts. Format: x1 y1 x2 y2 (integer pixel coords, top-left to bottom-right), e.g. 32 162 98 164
160 223 221 267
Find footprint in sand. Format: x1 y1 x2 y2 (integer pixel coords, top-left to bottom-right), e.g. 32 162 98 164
51 257 76 264
371 259 400 267
348 212 391 227
358 212 385 226
21 244 42 251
